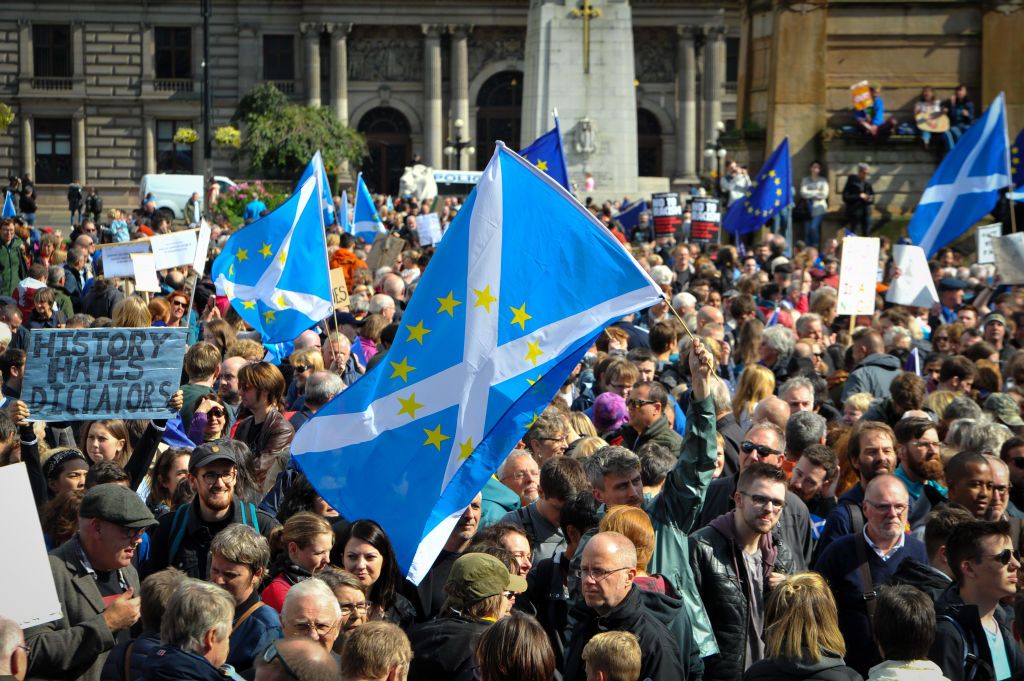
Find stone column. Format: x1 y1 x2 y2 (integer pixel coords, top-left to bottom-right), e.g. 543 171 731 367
20 115 33 177
702 26 725 171
72 111 86 183
71 21 86 95
140 23 154 94
237 25 259 100
449 25 472 170
17 20 32 83
143 116 156 175
422 24 443 168
675 26 698 182
328 23 351 124
301 23 322 107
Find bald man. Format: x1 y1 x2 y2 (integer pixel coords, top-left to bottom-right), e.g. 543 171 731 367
0 617 27 681
751 396 790 432
564 532 687 681
254 638 337 681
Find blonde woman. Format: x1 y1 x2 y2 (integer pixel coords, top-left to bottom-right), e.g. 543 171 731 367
732 365 776 431
112 295 152 328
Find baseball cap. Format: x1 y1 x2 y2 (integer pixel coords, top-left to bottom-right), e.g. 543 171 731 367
985 393 1024 428
983 313 1007 327
938 277 968 292
446 553 527 600
188 440 237 473
79 483 157 528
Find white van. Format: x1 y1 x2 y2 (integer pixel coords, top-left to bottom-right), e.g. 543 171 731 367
140 174 237 221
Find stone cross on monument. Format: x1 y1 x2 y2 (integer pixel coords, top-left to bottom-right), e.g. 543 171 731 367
570 0 602 74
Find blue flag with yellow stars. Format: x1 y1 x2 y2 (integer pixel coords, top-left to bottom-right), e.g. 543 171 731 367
211 165 334 343
291 142 663 581
520 117 571 191
722 137 793 236
296 150 336 228
1012 127 1024 190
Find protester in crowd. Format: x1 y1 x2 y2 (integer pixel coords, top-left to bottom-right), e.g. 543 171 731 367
890 506 973 602
234 362 295 492
341 622 413 681
945 451 994 519
279 577 342 653
317 568 369 641
789 444 839 522
500 456 587 564
0 617 27 681
495 450 540 511
581 631 642 681
841 163 875 235
261 511 334 612
411 492 483 621
869 585 951 681
336 519 418 629
143 447 191 517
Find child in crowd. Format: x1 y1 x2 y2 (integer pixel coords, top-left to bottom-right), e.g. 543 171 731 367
868 585 951 681
583 631 642 681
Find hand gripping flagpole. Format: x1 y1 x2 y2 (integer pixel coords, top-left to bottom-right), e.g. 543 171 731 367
663 294 724 386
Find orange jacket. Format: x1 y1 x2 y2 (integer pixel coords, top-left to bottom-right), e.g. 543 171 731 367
330 248 368 289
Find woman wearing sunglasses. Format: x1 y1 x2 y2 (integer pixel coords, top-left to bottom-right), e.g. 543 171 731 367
188 393 229 445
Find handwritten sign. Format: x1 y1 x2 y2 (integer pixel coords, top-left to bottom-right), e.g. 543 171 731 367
837 236 880 316
24 328 187 420
100 240 151 278
976 223 1002 265
366 235 407 273
329 268 350 311
151 229 199 271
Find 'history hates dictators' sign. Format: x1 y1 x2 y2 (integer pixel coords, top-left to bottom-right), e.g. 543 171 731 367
23 327 188 420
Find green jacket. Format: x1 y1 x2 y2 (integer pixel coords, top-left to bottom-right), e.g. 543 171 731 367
618 415 683 455
479 475 520 529
53 287 74 321
0 237 26 296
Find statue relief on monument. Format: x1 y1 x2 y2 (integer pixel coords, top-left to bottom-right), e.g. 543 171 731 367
468 27 526 75
348 26 423 82
573 117 598 156
634 27 675 83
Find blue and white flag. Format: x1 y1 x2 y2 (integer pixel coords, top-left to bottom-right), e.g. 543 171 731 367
616 200 649 240
1 192 15 219
1011 127 1024 192
211 167 334 343
292 143 663 581
339 189 351 234
723 138 793 236
354 173 385 244
520 117 571 191
909 93 1012 257
296 150 336 228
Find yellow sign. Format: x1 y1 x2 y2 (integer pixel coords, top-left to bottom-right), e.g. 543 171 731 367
329 268 350 311
849 81 874 112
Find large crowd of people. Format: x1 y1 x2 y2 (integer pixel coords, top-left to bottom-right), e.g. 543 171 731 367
0 179 1023 681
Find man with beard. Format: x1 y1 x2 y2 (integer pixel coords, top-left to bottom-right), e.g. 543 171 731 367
945 451 994 520
814 475 926 677
986 456 1011 521
815 421 898 559
894 418 947 503
408 492 482 621
219 356 247 413
143 441 278 580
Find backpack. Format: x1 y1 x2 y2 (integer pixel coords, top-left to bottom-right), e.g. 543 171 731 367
166 501 262 566
940 613 995 681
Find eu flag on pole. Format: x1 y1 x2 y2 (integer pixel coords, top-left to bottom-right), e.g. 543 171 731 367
615 200 649 240
296 150 336 227
723 138 792 236
354 173 385 244
1 192 15 219
212 166 334 343
292 142 663 581
339 189 351 234
520 118 571 191
909 93 1012 257
1011 127 1024 190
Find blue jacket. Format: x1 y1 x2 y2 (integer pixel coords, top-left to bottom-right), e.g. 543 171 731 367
479 476 520 529
100 631 160 681
138 645 228 681
227 594 281 673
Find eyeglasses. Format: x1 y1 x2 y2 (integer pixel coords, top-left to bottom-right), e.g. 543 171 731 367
117 526 146 542
865 500 908 515
200 470 236 485
170 300 187 308
262 643 299 680
207 408 225 418
294 364 312 373
288 619 338 637
741 441 782 459
986 549 1022 566
933 336 949 342
910 440 941 450
502 591 516 601
338 601 374 617
739 491 786 511
505 470 538 481
538 435 568 444
626 398 658 408
574 566 629 582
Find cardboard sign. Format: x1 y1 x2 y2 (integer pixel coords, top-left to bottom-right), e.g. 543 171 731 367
416 213 443 246
24 327 188 420
366 235 406 273
651 192 683 237
976 223 1003 265
992 233 1024 285
130 253 161 292
690 198 721 241
0 464 62 628
886 245 939 309
150 229 199 271
850 81 874 111
837 236 880 315
329 268 351 311
100 240 152 278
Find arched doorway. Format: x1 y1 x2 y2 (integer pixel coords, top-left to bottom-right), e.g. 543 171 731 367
637 108 663 177
357 107 412 195
475 71 522 170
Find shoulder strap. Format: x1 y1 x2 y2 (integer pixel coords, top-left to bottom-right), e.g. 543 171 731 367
232 601 266 634
123 640 136 681
245 502 261 533
940 614 989 681
844 497 865 537
167 503 191 566
852 530 878 622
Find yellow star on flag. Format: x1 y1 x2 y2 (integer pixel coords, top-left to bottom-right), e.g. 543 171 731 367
277 249 287 265
389 357 415 382
536 159 549 172
259 243 273 259
458 437 475 460
526 374 543 386
509 303 532 331
776 188 782 196
228 264 235 276
423 425 451 451
751 181 759 188
262 310 275 323
241 300 256 310
746 206 753 214
405 320 431 344
524 339 544 366
236 248 249 261
525 413 539 430
769 170 776 177
397 393 424 419
436 291 463 316
276 295 287 308
473 285 497 313
775 200 781 207
774 177 781 186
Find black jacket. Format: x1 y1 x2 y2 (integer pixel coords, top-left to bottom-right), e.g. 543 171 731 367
887 557 952 603
929 585 1024 681
688 523 800 681
717 413 743 478
564 585 687 681
407 613 490 681
138 645 224 681
743 651 862 681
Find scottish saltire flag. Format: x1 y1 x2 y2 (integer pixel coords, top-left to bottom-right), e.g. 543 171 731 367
339 189 351 234
212 168 334 343
616 200 649 239
292 142 663 581
1 192 15 218
520 117 571 191
723 138 793 236
354 173 385 244
296 150 336 227
1012 127 1024 190
909 93 1012 257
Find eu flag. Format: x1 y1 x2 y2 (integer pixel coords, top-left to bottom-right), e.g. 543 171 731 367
722 138 793 236
520 117 571 191
909 93 1011 257
1012 127 1024 190
291 143 662 581
354 173 385 244
211 166 334 343
1 192 15 219
616 200 649 240
296 150 336 227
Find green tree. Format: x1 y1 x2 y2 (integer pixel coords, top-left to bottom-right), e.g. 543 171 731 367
234 83 365 180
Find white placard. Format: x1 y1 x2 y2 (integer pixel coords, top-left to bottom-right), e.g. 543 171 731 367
886 245 939 308
837 236 880 316
992 233 1024 285
976 223 1002 265
0 463 62 628
100 240 152 278
150 229 199 271
130 252 161 292
416 213 443 246
192 220 212 273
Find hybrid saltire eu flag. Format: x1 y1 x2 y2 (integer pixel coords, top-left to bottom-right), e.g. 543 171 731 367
354 173 385 243
723 137 793 236
616 200 649 239
296 150 336 227
1012 127 1024 190
292 142 663 581
909 93 1012 257
339 189 351 234
520 117 571 191
211 168 334 343
1 192 15 218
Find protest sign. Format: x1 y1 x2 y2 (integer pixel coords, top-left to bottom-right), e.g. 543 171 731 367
329 268 351 311
850 81 873 111
193 220 212 273
976 223 1002 265
690 198 721 242
131 252 161 292
0 463 62 628
992 233 1024 285
100 239 151 278
651 192 683 237
886 245 939 308
837 236 880 315
24 327 188 420
366 235 406 273
416 213 443 246
151 228 199 271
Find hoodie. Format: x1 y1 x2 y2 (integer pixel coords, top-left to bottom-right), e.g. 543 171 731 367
479 476 520 529
867 659 951 681
841 353 902 402
744 650 862 681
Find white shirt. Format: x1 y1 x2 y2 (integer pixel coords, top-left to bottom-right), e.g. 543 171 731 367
863 526 905 561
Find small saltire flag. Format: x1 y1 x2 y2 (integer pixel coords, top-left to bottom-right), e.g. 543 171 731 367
296 150 336 227
354 173 385 244
615 200 649 240
211 166 334 343
263 340 295 366
292 142 663 581
1011 127 1024 190
723 137 793 236
520 117 571 191
339 189 352 234
1 192 15 219
909 93 1012 257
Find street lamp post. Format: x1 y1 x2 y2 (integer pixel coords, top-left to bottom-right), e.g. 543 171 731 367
443 118 476 170
201 0 213 179
703 120 728 197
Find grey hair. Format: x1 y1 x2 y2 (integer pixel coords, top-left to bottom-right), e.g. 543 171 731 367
304 371 345 409
883 326 913 348
368 293 395 314
283 577 342 622
349 293 370 315
762 326 796 355
161 579 234 654
672 292 697 313
710 378 732 414
956 420 1011 456
496 450 535 480
794 313 823 338
944 397 984 422
0 617 22 667
583 446 641 489
210 523 270 573
785 411 827 456
745 421 787 455
47 265 66 286
779 377 816 405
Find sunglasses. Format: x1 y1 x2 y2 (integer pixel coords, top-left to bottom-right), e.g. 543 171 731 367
741 441 782 458
294 364 311 373
170 300 187 307
207 408 225 418
987 549 1021 566
626 398 658 408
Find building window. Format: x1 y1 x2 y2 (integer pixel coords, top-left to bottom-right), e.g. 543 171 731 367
35 119 73 184
33 25 72 78
155 27 192 80
726 37 740 85
262 34 295 81
156 120 194 174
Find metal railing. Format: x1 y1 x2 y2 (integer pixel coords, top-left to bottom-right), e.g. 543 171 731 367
154 78 195 93
31 77 74 91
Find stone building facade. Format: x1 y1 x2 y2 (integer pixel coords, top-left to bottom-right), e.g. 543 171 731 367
0 0 739 200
